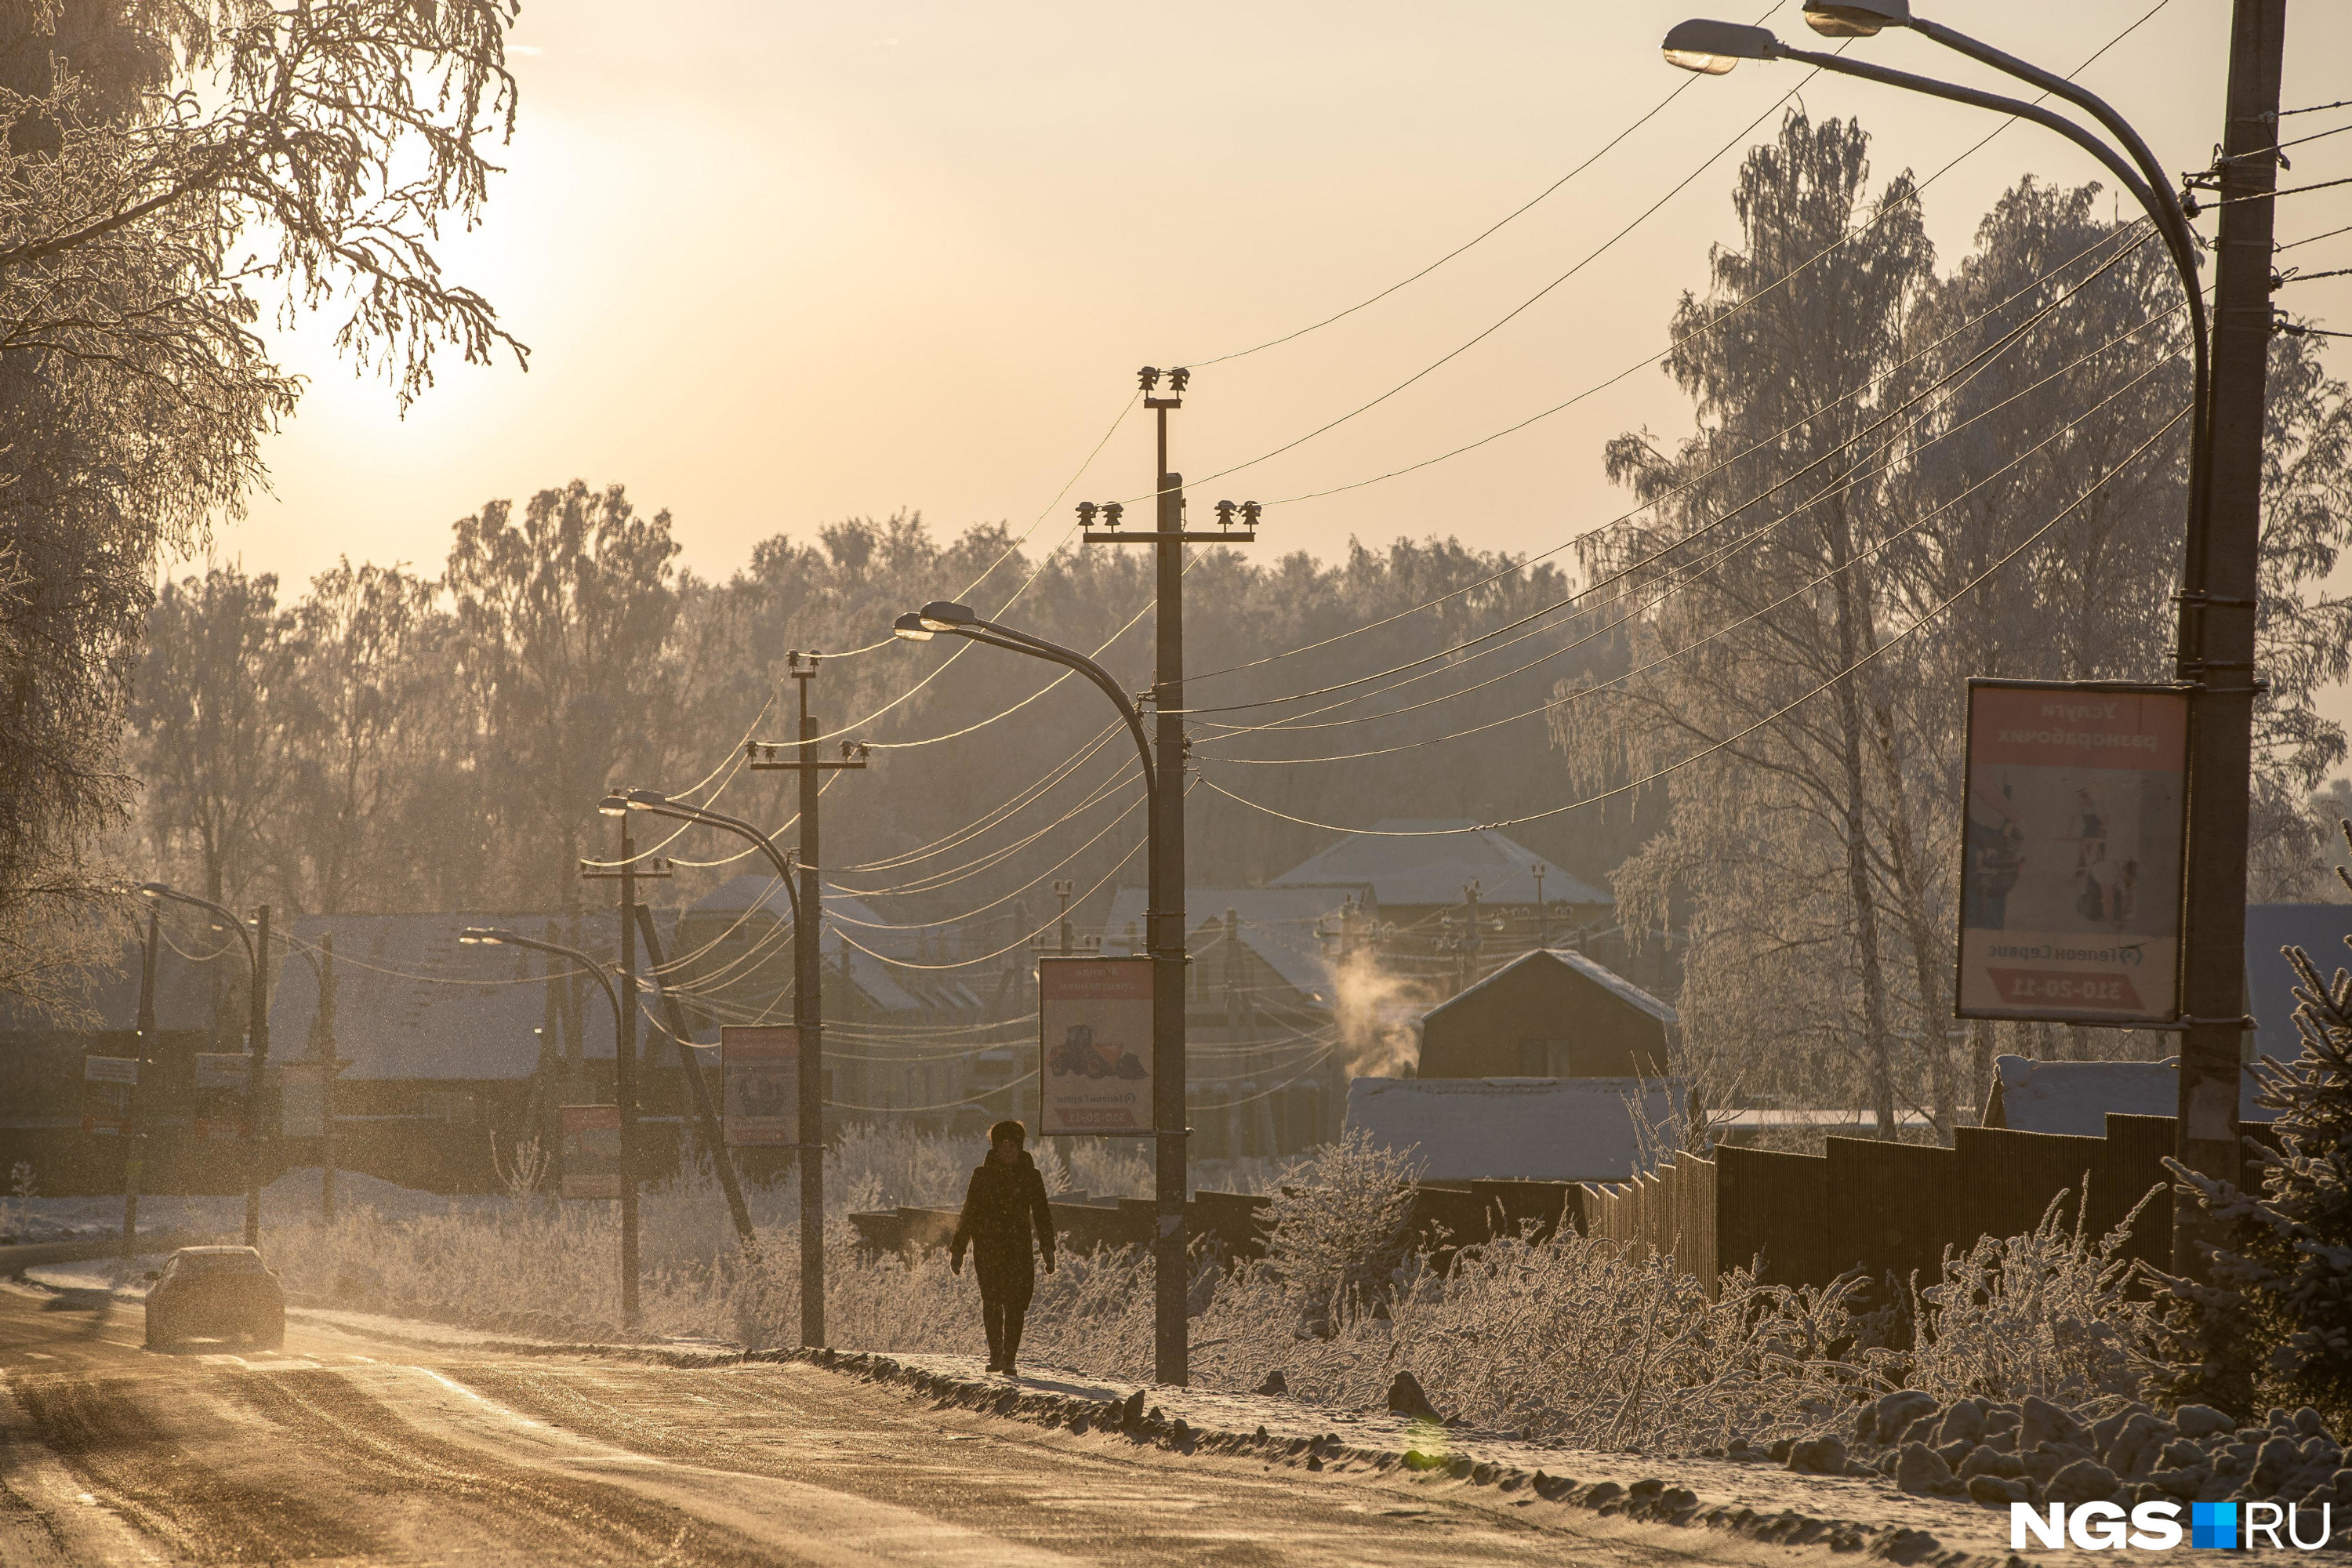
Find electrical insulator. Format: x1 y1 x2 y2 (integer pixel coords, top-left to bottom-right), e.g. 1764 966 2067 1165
1214 500 1236 528
1167 366 1191 393
1137 365 1160 391
1102 502 1124 528
1240 501 1262 528
1076 502 1098 526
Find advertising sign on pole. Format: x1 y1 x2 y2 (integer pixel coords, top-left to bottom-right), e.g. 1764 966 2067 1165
193 1052 252 1139
720 1026 798 1146
81 1056 136 1135
560 1104 622 1198
278 1062 328 1139
1956 679 2190 1025
1039 956 1154 1134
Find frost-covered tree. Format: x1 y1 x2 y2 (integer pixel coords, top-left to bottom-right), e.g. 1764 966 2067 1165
2156 818 2352 1423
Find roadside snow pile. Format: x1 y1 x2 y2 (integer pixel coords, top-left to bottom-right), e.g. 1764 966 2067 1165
1818 1388 2352 1515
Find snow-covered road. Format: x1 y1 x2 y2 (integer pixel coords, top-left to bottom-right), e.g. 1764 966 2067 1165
0 1279 1994 1567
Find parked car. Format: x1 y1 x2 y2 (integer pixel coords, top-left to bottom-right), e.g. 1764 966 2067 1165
143 1246 285 1350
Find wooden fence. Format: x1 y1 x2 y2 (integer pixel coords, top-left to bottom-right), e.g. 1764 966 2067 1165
1584 1112 2179 1297
848 1115 2183 1294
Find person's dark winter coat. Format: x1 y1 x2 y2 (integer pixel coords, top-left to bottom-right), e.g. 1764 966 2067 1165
950 1147 1056 1373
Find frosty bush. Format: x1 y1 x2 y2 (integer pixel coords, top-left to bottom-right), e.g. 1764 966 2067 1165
1898 1186 2161 1410
256 1123 2172 1454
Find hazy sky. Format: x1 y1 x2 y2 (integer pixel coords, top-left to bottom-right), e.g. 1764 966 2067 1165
224 1 2352 719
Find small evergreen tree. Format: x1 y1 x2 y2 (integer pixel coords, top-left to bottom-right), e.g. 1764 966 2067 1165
2154 819 2352 1423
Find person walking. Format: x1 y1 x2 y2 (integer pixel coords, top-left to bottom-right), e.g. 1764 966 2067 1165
949 1119 1056 1375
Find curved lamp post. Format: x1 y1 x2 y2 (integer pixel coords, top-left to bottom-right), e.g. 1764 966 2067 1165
895 601 1189 1381
1661 6 2267 1251
598 789 815 1340
1659 13 2209 532
460 925 639 1327
138 883 269 1249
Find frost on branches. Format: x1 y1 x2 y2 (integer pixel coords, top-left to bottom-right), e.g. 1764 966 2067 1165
2154 820 2352 1425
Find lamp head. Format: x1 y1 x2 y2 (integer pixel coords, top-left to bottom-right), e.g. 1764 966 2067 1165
1662 18 1784 72
916 600 978 632
893 611 934 642
598 793 629 817
135 882 169 901
1802 0 1907 37
459 926 515 947
624 788 667 810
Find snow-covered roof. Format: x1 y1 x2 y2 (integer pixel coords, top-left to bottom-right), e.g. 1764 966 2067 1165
1268 821 1610 909
1102 887 1346 1005
1984 1054 2274 1136
1421 947 1676 1026
2245 903 2352 1063
1345 1075 1683 1182
268 913 616 1081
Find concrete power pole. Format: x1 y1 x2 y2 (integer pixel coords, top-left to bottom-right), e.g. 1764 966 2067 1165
1080 365 1260 1385
2173 0 2287 1267
750 651 870 1347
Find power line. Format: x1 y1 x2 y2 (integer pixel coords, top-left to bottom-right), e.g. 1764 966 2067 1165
1194 274 2191 752
1172 0 2177 689
1194 405 2189 838
1104 60 1843 512
1179 0 1784 369
1182 220 2165 727
1202 339 2185 769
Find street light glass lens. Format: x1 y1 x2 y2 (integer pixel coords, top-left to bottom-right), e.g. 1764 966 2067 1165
1664 48 1739 72
598 795 628 816
893 612 934 641
135 883 165 900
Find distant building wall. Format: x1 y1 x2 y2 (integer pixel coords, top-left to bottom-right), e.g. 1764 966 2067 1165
1416 950 1670 1079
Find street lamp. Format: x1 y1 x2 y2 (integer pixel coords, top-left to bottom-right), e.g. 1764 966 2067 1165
1657 13 2209 528
895 600 1191 1385
138 884 269 1249
459 926 640 1327
1659 9 2263 1250
598 789 824 1343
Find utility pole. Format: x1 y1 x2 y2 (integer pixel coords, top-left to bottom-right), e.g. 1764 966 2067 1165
2172 0 2286 1266
318 932 339 1222
750 651 870 1347
123 903 158 1269
244 904 270 1250
615 823 643 1326
1533 863 1551 952
1079 365 1260 1385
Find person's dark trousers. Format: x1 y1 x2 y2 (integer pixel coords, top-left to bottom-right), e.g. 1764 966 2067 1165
977 1243 1035 1372
982 1300 1026 1370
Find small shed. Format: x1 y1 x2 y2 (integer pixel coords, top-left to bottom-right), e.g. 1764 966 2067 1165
1345 1076 1684 1183
1416 948 1672 1080
1981 1054 2274 1136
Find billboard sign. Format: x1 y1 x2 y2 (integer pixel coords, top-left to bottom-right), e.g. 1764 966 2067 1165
720 1025 799 1145
1039 956 1153 1134
194 1052 252 1138
1957 680 2190 1025
81 1056 136 1135
560 1104 622 1198
278 1062 328 1139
